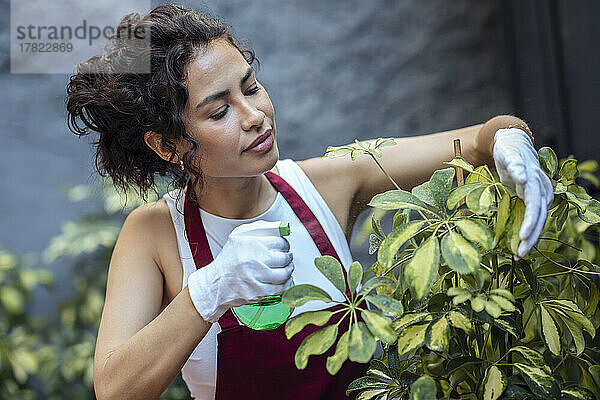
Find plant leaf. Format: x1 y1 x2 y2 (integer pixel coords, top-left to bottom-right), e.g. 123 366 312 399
447 311 473 334
466 185 494 214
494 192 511 245
404 235 440 300
508 346 551 373
358 276 396 297
412 181 437 206
429 168 455 209
368 189 435 215
314 256 346 295
324 146 353 159
392 312 430 331
396 323 428 355
366 294 404 316
538 147 558 178
326 330 349 375
282 284 333 307
444 156 474 173
348 321 377 363
409 375 437 400
561 386 596 400
540 305 561 356
481 365 506 400
441 230 480 274
378 220 428 269
361 309 398 344
348 261 363 295
561 314 585 356
285 310 335 339
425 317 450 352
466 165 494 183
447 182 485 210
454 219 493 250
505 198 526 255
294 324 338 369
513 363 560 399
346 376 386 394
543 299 595 336
560 159 579 181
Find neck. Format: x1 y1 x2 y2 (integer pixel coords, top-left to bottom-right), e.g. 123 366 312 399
193 173 277 219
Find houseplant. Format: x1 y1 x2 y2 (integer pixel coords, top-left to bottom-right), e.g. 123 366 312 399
282 138 600 399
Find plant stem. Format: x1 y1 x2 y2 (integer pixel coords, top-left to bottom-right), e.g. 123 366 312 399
369 154 401 191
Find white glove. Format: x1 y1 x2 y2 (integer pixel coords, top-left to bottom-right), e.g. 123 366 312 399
187 220 295 323
493 128 554 259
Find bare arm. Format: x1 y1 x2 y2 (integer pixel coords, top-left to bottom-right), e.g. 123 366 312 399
352 114 533 212
296 115 533 234
93 204 212 400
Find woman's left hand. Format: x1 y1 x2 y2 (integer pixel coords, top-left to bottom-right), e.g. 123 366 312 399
493 128 554 259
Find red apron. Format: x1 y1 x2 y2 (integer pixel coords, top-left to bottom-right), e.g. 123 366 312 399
183 171 366 399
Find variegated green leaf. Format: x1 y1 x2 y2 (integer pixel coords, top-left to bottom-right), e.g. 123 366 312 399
326 330 349 375
285 310 335 339
348 261 363 295
366 294 404 316
508 346 551 373
454 219 493 250
540 305 561 356
392 312 429 332
358 276 396 297
447 182 485 210
444 156 475 173
505 198 526 255
538 147 558 178
481 365 506 400
441 230 480 274
396 323 427 355
447 311 473 334
513 363 560 399
295 324 338 369
378 220 428 269
282 284 333 307
494 192 511 245
368 189 431 211
429 168 455 209
404 235 440 300
362 309 397 344
409 375 437 400
348 321 377 363
314 256 346 295
425 317 449 352
466 185 494 214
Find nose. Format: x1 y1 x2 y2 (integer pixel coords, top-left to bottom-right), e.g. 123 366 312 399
239 98 266 131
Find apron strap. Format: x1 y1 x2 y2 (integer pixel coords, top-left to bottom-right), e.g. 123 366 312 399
183 170 351 331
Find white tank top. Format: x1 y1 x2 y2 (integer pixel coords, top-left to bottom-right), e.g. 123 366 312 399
162 158 354 399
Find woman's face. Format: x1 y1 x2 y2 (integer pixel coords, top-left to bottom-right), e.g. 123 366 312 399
181 38 278 179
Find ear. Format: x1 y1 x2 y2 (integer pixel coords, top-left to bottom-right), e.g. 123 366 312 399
144 131 180 163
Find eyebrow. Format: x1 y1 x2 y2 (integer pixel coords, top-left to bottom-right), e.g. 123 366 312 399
195 67 254 110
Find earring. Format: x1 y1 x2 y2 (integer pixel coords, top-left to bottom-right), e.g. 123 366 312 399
179 159 185 171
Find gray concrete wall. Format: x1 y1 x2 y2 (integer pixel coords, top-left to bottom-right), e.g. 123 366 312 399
0 0 512 311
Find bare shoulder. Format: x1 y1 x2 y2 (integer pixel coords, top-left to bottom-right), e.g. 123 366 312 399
295 155 370 239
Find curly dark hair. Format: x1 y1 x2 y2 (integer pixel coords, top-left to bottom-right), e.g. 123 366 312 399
65 3 260 202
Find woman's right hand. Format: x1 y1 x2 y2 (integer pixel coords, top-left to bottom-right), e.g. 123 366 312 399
187 220 295 323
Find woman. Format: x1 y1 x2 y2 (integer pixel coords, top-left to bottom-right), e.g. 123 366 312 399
66 4 553 399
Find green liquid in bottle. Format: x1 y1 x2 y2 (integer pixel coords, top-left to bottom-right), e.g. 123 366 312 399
231 221 294 330
232 280 294 330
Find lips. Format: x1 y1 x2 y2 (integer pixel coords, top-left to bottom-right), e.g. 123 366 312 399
244 129 272 151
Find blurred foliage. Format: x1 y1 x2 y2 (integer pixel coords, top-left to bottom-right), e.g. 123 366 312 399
0 177 190 399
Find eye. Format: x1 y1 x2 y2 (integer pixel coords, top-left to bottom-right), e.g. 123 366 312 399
209 86 261 120
210 106 228 120
246 86 261 95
